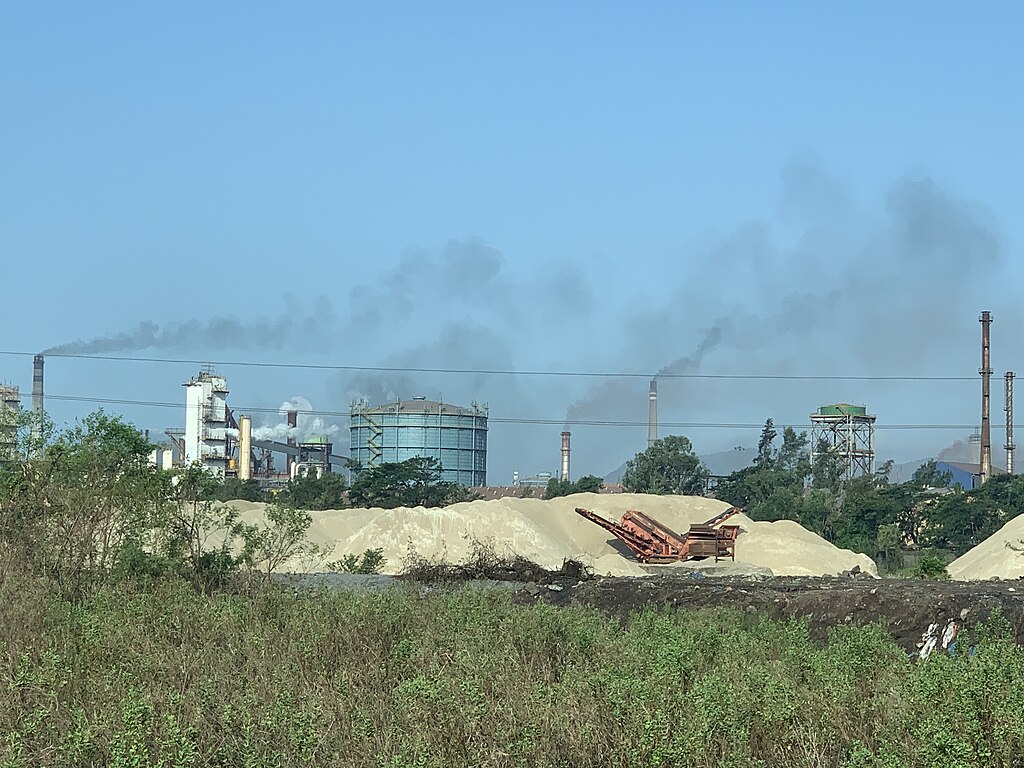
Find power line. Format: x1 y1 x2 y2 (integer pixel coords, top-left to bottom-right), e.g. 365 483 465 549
0 349 979 382
13 391 992 432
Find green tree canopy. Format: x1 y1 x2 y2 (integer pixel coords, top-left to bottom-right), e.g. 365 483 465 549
621 436 708 495
277 473 348 510
543 474 604 500
911 460 954 489
348 457 472 509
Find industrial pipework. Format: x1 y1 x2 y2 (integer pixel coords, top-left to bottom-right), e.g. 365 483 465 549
648 379 658 447
1006 371 1015 475
560 431 571 482
980 312 993 484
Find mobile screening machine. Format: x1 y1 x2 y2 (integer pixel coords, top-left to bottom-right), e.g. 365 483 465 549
574 506 742 564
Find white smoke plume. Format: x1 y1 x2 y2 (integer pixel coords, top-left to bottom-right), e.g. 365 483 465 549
252 397 341 443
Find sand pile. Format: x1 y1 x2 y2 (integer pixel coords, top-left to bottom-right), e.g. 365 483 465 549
948 514 1024 580
226 493 876 578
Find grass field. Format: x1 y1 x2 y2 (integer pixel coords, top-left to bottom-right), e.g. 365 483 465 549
2 577 1023 768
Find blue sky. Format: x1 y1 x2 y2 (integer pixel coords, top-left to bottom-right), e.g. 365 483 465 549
2 2 1023 480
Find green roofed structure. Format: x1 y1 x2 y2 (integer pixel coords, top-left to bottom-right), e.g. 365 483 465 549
810 403 876 480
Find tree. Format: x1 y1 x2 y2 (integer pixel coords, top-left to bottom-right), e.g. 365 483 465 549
777 427 810 474
911 460 953 489
247 502 326 579
621 436 709 495
0 410 162 596
208 478 265 502
348 457 471 509
715 421 809 520
810 437 843 493
754 419 778 468
278 473 348 510
543 474 604 499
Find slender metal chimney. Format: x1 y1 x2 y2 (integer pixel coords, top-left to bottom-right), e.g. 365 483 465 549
560 431 571 482
1006 371 1015 475
980 311 993 484
286 409 298 477
31 354 44 446
238 415 253 480
648 379 658 448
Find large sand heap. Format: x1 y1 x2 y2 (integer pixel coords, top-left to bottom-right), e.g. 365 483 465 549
228 493 876 578
948 514 1024 580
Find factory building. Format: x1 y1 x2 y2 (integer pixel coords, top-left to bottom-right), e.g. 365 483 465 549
183 368 230 476
349 397 488 486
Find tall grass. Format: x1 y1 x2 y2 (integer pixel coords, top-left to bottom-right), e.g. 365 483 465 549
1 576 1022 768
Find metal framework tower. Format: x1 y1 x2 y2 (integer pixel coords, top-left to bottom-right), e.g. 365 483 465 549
980 311 993 484
1006 371 1015 475
810 404 876 480
0 384 19 462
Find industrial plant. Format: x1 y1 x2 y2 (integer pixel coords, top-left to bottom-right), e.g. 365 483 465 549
1 308 1018 492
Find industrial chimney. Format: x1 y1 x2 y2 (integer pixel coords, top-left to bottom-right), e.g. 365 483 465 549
31 354 44 446
286 409 298 477
560 431 571 482
980 311 993 484
648 379 658 448
238 415 253 480
1006 371 1015 475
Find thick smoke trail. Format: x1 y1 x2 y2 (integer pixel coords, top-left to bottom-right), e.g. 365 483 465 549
656 323 727 377
562 323 727 429
44 298 335 355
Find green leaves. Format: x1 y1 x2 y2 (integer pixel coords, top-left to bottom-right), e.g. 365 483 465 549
542 475 603 499
348 457 471 509
621 435 709 495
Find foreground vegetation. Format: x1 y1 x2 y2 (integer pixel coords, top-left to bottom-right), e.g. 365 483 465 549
1 577 1022 768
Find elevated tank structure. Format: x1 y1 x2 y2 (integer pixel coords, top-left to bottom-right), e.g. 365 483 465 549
810 403 876 480
349 397 488 486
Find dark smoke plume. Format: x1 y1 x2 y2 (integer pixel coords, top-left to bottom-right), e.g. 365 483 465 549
44 298 335 355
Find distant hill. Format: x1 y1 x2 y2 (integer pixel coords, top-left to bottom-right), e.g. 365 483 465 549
603 445 754 484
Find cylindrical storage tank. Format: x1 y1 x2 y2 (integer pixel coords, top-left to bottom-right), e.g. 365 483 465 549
349 397 488 486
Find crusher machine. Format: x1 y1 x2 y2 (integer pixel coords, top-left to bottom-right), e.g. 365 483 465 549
574 505 742 564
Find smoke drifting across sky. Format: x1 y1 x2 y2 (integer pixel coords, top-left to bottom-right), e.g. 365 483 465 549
38 163 1017 479
44 297 337 355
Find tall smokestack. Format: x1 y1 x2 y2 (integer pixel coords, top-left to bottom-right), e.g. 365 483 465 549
1006 371 1015 475
980 311 993 484
238 415 253 480
648 379 658 448
560 431 571 482
286 409 298 477
31 354 44 446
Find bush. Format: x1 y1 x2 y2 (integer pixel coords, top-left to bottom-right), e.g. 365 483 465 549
329 548 387 574
1 582 1023 767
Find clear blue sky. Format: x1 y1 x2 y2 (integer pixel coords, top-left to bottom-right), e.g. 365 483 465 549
2 2 1023 479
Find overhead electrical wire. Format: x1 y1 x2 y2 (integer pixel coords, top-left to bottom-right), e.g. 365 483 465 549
0 349 979 382
9 392 990 432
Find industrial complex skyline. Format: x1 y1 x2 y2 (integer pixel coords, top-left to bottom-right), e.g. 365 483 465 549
4 4 1024 478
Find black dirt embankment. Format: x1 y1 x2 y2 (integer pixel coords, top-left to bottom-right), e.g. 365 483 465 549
519 573 1024 651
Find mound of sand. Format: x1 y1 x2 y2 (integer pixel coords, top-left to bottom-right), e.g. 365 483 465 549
226 493 877 578
948 514 1024 580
